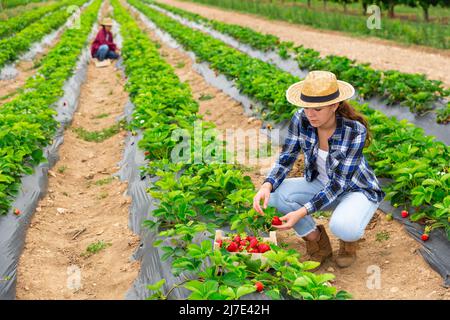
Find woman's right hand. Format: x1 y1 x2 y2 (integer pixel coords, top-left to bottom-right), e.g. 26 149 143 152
253 182 273 215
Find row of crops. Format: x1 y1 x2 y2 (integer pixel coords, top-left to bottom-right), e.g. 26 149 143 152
185 0 450 49
0 0 102 215
0 0 68 39
0 0 91 70
0 0 448 300
149 0 450 124
0 0 49 10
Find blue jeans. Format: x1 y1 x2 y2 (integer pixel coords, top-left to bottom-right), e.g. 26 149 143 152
268 177 380 241
95 44 119 61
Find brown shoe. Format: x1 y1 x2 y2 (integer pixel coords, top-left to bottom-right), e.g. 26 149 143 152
335 239 358 268
303 225 333 269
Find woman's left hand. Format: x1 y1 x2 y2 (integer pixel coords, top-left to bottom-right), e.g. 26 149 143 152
272 207 308 231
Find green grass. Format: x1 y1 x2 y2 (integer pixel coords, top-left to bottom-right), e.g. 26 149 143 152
83 240 111 256
175 61 185 68
92 113 110 119
95 176 114 186
311 210 332 219
376 231 390 242
97 191 109 199
185 0 449 49
72 120 125 142
57 165 67 174
198 93 215 101
0 90 19 102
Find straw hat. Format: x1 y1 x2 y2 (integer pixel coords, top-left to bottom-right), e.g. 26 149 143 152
100 18 113 26
286 70 355 108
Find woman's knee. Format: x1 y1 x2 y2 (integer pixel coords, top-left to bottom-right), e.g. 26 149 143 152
267 191 291 214
329 193 378 242
329 215 365 242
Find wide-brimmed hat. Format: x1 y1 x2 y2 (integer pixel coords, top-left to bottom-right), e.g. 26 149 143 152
100 18 113 26
286 70 355 108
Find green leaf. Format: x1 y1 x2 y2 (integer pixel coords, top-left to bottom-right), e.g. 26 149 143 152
184 280 204 294
222 272 242 287
236 284 256 299
147 279 166 291
301 261 320 271
294 276 310 287
315 273 335 284
265 289 282 300
219 285 236 299
299 291 314 300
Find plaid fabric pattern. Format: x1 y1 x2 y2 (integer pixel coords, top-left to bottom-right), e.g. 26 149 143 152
264 109 386 215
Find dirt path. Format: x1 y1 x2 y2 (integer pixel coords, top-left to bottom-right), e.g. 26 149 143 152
159 0 450 88
16 13 140 299
130 5 449 300
0 53 52 104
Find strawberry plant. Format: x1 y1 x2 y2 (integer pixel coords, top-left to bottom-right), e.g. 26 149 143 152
0 1 77 39
436 102 450 124
0 0 102 215
0 0 89 69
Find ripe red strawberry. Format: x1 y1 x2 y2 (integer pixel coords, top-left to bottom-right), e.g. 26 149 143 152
14 208 21 216
401 210 409 218
249 249 259 253
272 216 282 226
249 238 258 248
255 281 264 292
421 234 429 241
234 235 241 243
226 242 238 252
246 236 256 242
238 245 245 252
216 240 223 248
257 244 271 253
240 240 248 246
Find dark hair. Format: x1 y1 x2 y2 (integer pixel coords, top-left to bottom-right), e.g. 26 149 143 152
336 100 372 147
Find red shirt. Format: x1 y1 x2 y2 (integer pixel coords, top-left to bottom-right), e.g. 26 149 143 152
91 28 117 57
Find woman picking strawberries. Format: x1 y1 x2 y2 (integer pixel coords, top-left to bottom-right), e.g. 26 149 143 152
253 70 385 268
91 18 119 62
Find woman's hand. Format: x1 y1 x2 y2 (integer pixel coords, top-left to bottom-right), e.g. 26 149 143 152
253 182 272 215
272 207 308 231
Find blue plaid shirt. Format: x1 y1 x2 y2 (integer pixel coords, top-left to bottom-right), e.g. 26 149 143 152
264 109 385 215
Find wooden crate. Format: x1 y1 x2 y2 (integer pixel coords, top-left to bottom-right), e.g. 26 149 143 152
214 230 277 264
93 58 111 68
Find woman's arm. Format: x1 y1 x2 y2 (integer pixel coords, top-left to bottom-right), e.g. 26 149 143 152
263 111 302 192
303 127 367 215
